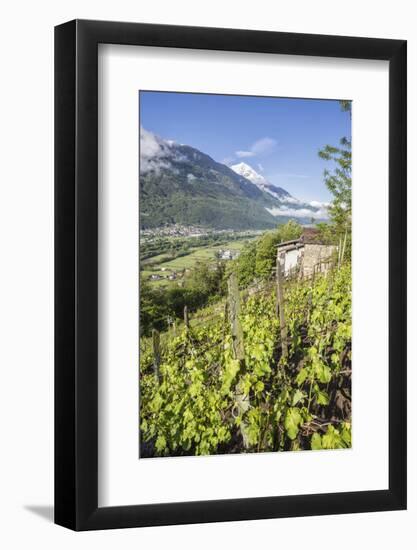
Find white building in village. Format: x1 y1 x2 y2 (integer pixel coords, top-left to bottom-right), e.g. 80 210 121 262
218 249 239 261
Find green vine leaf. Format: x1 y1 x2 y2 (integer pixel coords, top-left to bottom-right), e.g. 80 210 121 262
221 358 240 395
292 389 306 406
284 407 303 440
311 433 322 450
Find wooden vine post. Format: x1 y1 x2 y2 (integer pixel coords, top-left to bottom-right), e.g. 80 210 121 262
151 328 161 382
275 250 288 359
340 229 347 265
183 305 189 330
227 273 245 362
227 272 250 448
337 236 342 268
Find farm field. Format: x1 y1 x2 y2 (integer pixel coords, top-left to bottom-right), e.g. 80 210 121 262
141 237 256 287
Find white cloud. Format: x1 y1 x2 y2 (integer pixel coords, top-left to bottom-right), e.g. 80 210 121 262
235 136 277 158
235 150 255 158
265 205 329 220
257 163 264 172
272 173 309 179
140 127 186 174
251 137 277 155
140 126 171 174
281 196 301 205
140 126 163 157
309 200 330 209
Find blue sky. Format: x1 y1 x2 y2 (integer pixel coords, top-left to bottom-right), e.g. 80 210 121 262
139 91 351 203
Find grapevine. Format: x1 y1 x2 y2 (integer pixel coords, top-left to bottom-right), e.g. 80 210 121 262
140 263 352 456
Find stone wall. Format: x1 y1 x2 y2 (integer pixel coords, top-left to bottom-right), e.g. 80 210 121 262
302 244 337 277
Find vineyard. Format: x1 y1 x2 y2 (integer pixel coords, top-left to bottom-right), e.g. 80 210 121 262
139 258 352 457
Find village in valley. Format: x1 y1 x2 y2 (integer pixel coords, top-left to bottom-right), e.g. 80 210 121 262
140 225 260 287
146 244 240 283
141 221 339 287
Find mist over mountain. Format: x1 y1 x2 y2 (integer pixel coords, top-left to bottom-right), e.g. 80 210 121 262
139 128 327 230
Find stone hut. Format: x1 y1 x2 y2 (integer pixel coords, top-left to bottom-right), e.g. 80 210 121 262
277 228 337 278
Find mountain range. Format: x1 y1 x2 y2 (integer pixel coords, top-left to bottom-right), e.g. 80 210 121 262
140 128 328 230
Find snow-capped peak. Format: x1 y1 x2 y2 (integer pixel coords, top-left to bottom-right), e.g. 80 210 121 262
230 162 292 201
231 162 268 187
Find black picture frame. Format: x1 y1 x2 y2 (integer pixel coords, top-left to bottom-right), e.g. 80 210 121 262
55 19 407 531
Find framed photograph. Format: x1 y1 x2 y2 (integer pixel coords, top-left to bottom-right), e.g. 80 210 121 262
55 20 406 530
